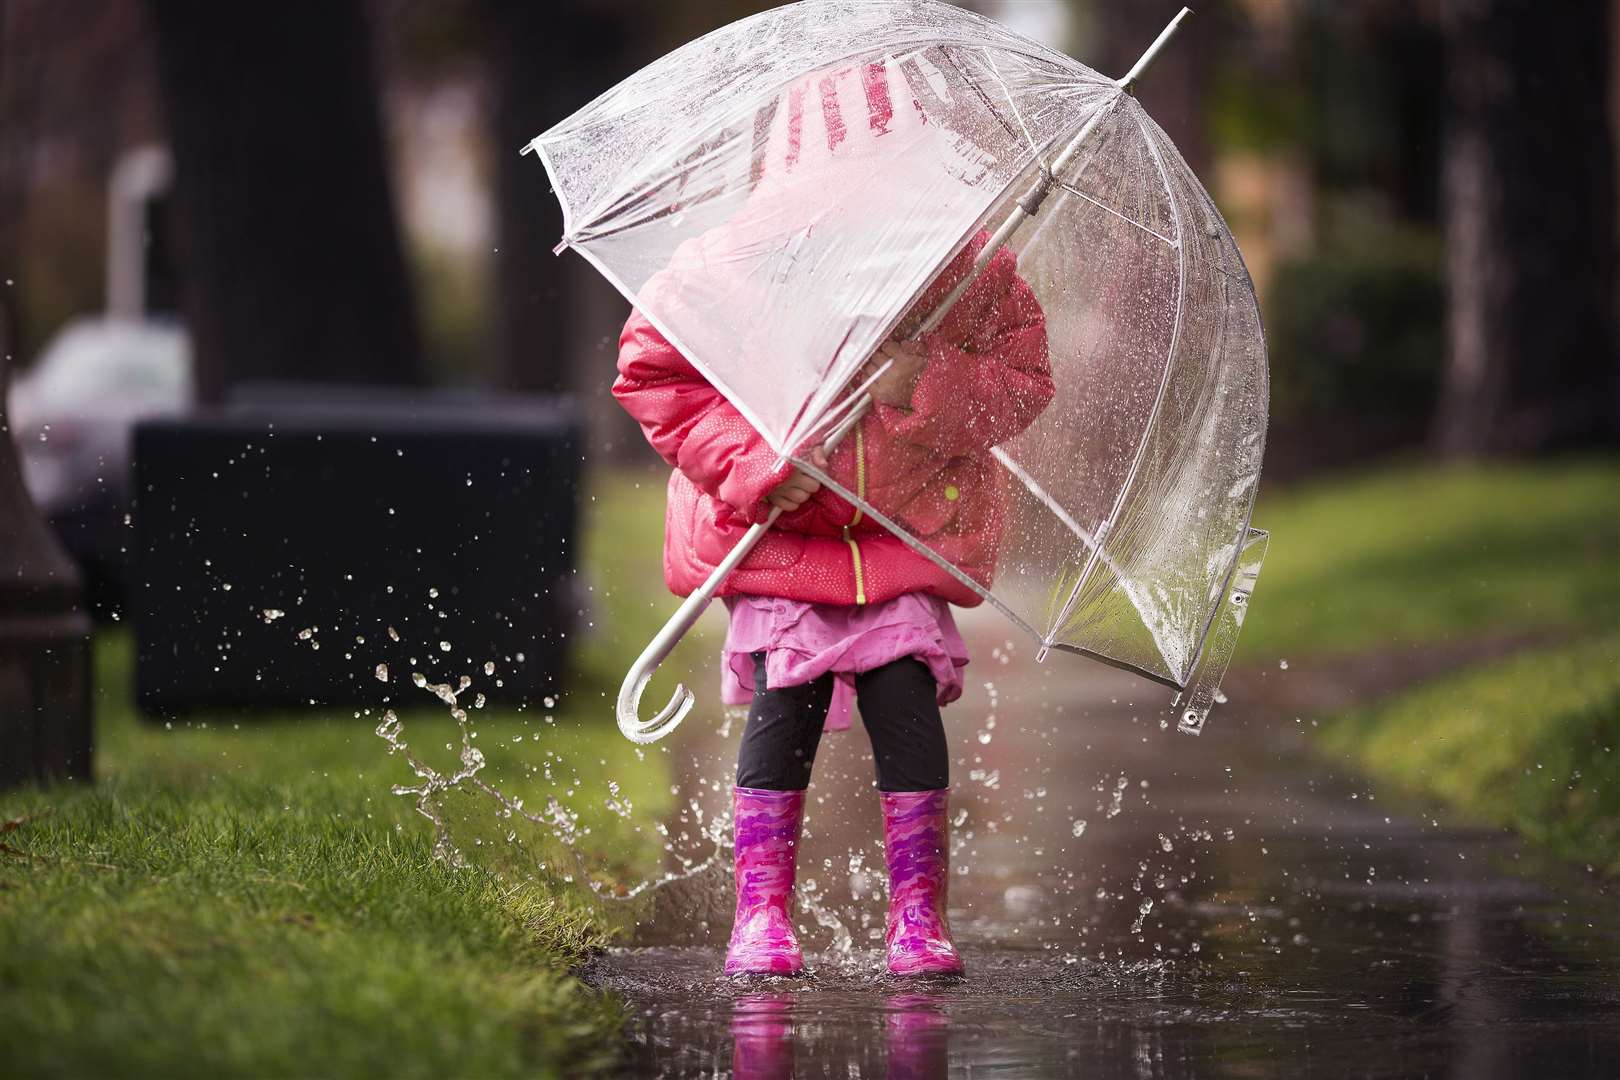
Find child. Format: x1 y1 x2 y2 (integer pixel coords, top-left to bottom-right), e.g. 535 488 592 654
613 229 1053 977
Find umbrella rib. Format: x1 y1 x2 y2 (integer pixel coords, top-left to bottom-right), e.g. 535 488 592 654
1176 268 1267 706
989 446 1128 582
1055 180 1176 246
1039 642 1181 690
797 453 1179 692
940 46 1022 147
974 47 1044 162
791 357 896 453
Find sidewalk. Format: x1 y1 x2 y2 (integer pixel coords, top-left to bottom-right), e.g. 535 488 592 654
596 632 1620 1077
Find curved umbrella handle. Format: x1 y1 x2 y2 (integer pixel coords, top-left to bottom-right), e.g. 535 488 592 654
616 508 781 743
615 393 878 743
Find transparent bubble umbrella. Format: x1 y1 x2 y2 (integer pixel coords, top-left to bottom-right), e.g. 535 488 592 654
526 0 1268 741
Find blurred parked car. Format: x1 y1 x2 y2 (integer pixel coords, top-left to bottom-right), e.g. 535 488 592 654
5 146 189 617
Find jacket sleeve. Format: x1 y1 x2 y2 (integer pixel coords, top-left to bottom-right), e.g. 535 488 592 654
612 310 790 524
876 246 1053 457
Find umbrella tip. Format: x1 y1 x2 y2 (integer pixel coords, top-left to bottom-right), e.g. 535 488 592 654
1117 6 1196 94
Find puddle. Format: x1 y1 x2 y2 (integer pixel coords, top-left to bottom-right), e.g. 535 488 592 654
359 614 1620 1076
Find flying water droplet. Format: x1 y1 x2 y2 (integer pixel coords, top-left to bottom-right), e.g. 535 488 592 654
374 710 402 741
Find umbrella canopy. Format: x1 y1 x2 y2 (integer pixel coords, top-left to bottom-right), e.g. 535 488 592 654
529 0 1268 733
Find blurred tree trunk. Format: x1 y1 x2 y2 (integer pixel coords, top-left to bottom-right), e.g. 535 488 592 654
143 0 424 403
1435 0 1620 455
484 0 632 395
0 288 94 789
0 0 26 356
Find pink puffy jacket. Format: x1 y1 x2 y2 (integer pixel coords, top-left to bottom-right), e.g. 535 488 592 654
613 231 1053 608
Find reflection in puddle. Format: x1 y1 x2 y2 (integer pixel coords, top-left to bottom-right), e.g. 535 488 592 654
882 995 950 1080
711 988 954 1080
730 995 794 1080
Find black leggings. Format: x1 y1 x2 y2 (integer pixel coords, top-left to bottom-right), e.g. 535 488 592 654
735 652 950 792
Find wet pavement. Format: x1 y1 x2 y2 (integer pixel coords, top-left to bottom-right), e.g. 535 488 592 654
590 625 1620 1078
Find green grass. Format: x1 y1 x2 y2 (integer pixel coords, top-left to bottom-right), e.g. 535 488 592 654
1 779 621 1078
1242 459 1620 873
0 472 681 1080
1236 458 1620 660
1318 632 1620 876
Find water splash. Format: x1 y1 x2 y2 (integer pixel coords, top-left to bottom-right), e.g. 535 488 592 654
332 618 1198 961
372 667 732 899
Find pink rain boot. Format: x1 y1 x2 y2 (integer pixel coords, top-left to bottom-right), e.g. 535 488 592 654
725 786 806 976
881 789 964 976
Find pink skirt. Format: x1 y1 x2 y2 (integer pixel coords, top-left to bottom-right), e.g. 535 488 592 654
721 592 969 731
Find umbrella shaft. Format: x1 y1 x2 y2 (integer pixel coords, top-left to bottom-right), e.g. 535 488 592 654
912 205 1031 339
912 92 1122 340
912 6 1190 341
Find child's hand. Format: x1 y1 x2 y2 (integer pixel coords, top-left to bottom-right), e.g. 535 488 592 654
857 338 928 407
766 448 829 513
